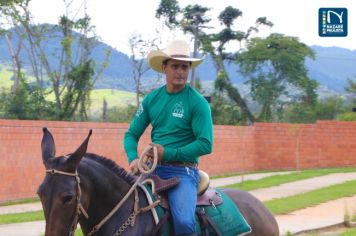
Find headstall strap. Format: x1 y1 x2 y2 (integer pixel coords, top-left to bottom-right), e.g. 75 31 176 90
45 144 159 236
45 169 89 236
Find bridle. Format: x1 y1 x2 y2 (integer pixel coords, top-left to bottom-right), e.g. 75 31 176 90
44 145 159 236
45 169 89 236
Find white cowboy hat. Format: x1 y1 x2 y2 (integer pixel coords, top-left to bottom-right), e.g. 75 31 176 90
147 40 203 73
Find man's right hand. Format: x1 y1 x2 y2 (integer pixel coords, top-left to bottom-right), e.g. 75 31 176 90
129 158 139 174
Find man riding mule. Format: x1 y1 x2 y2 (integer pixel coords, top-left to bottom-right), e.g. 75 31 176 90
124 39 213 236
38 128 279 235
37 40 279 236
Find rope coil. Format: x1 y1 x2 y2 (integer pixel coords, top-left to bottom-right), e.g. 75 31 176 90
137 144 158 174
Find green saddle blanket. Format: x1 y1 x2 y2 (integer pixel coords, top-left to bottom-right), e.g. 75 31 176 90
144 185 251 236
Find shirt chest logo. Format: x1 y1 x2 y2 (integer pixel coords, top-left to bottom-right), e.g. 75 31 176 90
172 102 184 118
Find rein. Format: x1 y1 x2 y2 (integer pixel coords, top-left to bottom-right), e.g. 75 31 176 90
45 145 159 236
87 144 160 235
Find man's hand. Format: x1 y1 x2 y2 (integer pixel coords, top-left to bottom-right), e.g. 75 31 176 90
129 158 139 174
129 144 164 174
146 143 164 161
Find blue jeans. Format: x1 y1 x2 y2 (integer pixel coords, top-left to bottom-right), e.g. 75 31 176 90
154 165 200 235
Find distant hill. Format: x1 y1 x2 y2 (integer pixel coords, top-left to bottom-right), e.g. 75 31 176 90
0 25 355 93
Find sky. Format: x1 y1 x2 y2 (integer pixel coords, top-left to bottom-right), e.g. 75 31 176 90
28 0 355 55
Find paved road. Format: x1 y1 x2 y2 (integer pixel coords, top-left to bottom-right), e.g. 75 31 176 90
1 171 356 236
0 221 45 236
276 195 356 235
249 172 356 201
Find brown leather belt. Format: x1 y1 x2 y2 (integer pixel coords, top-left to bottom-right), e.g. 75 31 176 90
159 161 198 168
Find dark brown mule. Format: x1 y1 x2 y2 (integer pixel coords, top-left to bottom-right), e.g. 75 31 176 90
38 128 279 236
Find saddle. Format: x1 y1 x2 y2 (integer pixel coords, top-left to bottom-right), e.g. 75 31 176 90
140 170 223 236
141 170 211 195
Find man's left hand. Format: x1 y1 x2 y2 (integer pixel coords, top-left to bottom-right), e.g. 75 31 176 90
146 143 164 161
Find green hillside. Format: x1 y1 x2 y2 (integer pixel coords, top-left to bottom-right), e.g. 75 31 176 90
0 66 13 89
89 89 136 117
0 67 136 117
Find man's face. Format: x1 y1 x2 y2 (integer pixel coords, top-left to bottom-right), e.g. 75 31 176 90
162 59 191 88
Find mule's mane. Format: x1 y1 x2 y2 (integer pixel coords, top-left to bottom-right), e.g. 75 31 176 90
83 153 136 185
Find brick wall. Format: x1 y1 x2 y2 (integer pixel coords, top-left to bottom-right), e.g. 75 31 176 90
0 119 355 202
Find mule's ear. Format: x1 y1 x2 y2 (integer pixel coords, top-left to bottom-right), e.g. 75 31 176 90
41 127 56 166
67 129 92 169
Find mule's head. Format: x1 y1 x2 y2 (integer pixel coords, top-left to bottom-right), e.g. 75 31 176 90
37 128 91 236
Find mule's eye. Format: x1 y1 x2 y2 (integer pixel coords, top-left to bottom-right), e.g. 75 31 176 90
62 195 74 204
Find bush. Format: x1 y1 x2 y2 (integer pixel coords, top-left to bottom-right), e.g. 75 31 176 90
337 112 356 121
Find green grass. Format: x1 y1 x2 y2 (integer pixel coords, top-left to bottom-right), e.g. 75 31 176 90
339 228 356 236
0 67 14 89
40 229 83 236
75 230 84 236
0 197 39 207
0 210 43 224
45 88 137 117
0 66 37 89
264 180 356 215
211 169 280 179
89 89 136 116
223 168 356 191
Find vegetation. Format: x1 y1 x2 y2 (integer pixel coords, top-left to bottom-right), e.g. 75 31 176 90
0 0 111 121
236 33 318 122
339 228 356 236
0 197 39 207
0 210 43 224
155 1 356 125
264 180 356 214
1 1 355 123
223 168 356 191
40 229 83 236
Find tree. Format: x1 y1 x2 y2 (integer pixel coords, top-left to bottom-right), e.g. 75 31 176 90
0 0 27 93
156 0 180 28
345 78 356 105
128 34 157 106
315 96 345 120
0 73 56 120
282 95 345 123
156 1 211 88
337 78 356 121
211 92 242 125
237 33 318 122
181 4 211 88
106 105 137 123
0 0 111 120
200 7 273 123
155 3 280 123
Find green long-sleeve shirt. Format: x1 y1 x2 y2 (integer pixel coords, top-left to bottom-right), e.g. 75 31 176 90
123 84 213 164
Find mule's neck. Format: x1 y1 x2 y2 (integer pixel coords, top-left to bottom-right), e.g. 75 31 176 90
77 159 134 235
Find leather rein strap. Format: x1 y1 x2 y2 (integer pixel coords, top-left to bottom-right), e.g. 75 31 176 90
88 145 160 235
